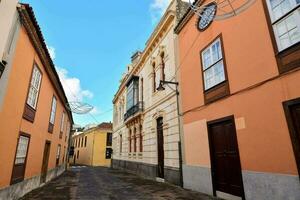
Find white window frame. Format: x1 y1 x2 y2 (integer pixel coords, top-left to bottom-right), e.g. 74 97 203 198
56 145 61 159
201 38 226 91
49 96 57 125
60 112 65 133
27 65 42 109
266 0 300 51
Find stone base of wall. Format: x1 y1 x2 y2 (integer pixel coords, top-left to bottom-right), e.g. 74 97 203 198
0 165 66 200
183 165 300 200
112 159 180 186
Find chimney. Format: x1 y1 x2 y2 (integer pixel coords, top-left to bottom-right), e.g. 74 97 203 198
131 51 142 65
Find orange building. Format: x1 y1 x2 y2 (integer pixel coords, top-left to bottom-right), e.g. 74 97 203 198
0 4 73 199
175 0 300 199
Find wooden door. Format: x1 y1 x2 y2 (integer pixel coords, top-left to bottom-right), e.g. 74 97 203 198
208 116 244 198
40 141 51 183
11 133 30 184
283 98 300 175
157 117 164 178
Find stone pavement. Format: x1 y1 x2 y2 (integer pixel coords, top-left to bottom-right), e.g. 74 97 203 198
20 166 219 200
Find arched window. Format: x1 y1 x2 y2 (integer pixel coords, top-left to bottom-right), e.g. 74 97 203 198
152 62 156 92
160 52 165 81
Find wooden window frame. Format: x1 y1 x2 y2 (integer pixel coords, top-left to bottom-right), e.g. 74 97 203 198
139 125 143 152
262 0 300 74
106 132 112 146
56 144 61 167
23 63 43 123
10 132 31 185
283 97 300 177
59 112 65 139
200 34 230 104
48 95 57 133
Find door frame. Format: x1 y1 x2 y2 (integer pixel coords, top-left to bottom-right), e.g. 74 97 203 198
207 115 245 199
40 140 51 184
10 132 31 185
283 97 300 177
156 117 164 178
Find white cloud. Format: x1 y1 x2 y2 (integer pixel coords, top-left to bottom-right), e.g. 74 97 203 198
47 45 56 60
56 67 93 102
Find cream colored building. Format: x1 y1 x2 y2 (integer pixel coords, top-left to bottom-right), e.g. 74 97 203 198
71 123 113 167
0 0 19 109
112 0 188 186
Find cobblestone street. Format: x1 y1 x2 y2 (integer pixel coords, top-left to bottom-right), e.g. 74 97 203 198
20 166 218 200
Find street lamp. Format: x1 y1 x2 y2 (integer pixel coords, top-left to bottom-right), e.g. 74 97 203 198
157 80 183 187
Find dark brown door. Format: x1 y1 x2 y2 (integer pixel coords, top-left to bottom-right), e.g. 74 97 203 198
11 133 30 185
283 98 300 175
40 141 51 183
157 117 164 178
208 116 244 198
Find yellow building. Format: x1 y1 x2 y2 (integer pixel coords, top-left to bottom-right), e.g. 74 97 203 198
71 123 112 167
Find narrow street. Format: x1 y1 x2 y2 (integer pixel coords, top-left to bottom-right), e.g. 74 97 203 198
20 166 217 200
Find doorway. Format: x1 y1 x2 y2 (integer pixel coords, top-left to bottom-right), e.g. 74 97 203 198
11 133 30 185
40 141 51 184
283 98 300 176
157 117 164 178
207 116 244 199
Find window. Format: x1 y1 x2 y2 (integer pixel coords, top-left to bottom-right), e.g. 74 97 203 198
160 53 166 81
26 65 42 109
77 150 79 159
56 145 61 166
105 148 112 159
49 96 57 124
0 62 4 78
84 136 87 147
60 112 65 134
81 137 84 147
267 0 300 51
134 128 137 152
129 130 132 152
140 78 144 102
11 134 30 184
106 132 112 146
139 125 143 152
15 135 30 164
48 96 57 133
201 38 225 90
152 63 156 92
119 134 123 153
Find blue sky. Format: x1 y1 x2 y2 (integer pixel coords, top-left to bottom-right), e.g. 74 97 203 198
20 0 173 126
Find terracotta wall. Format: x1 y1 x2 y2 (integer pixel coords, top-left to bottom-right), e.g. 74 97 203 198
0 25 70 188
178 0 299 175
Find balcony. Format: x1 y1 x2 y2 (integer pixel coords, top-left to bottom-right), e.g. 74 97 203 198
124 101 144 122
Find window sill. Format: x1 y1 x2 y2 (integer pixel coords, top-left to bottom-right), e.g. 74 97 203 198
23 104 36 123
204 81 230 104
48 123 54 133
276 42 300 74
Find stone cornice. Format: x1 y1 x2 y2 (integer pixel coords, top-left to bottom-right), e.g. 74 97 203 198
113 7 176 103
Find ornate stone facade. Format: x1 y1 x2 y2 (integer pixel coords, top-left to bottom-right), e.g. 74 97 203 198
112 0 187 185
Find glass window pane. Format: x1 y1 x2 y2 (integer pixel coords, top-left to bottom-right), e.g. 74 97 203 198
202 49 211 70
276 20 288 36
15 136 29 164
289 27 300 44
204 61 225 90
279 32 291 49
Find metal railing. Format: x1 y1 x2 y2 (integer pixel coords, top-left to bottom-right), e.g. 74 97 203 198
124 101 144 121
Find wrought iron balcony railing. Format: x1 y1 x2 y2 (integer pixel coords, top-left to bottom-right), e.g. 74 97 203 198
124 101 144 122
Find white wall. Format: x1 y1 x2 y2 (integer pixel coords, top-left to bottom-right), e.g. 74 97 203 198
0 0 19 60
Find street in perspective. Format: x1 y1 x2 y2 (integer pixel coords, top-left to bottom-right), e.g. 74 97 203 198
0 0 300 200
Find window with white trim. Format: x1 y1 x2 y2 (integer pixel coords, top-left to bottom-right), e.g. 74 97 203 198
267 0 300 51
50 96 57 124
60 112 65 133
56 145 61 159
15 136 30 164
201 38 225 90
27 65 42 109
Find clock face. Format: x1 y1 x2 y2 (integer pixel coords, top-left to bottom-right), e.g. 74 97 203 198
198 2 217 31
